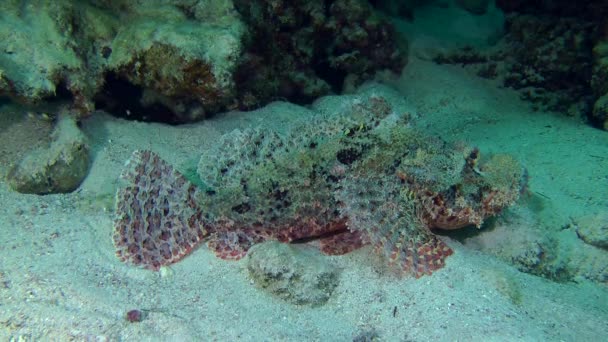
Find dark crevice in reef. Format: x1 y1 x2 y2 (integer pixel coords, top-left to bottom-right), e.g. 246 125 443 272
94 73 180 125
313 59 348 95
42 80 74 104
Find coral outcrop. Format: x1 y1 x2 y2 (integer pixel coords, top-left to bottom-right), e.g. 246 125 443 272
496 0 608 128
112 95 524 277
0 0 244 121
0 0 405 123
232 0 406 108
433 0 608 129
0 2 86 108
501 15 595 115
434 14 596 116
101 1 245 122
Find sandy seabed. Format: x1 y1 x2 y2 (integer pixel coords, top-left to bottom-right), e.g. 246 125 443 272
0 58 607 341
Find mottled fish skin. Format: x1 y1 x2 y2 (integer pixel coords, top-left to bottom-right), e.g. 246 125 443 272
113 96 523 277
113 150 211 270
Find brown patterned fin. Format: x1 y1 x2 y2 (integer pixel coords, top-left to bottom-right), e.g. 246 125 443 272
317 230 369 255
383 234 454 278
113 150 212 270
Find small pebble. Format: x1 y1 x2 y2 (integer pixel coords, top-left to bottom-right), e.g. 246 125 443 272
126 309 144 322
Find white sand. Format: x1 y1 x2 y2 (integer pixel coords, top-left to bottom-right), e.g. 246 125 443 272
1 58 607 341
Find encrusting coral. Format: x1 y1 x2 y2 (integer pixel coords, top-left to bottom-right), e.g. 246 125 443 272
0 0 405 123
113 96 525 277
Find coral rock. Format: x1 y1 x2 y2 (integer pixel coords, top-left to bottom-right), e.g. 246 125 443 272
7 114 89 194
246 241 340 306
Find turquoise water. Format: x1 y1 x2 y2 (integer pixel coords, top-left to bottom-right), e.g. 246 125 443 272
0 1 607 340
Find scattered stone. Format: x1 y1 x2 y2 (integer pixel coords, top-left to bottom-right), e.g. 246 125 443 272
6 114 90 194
246 241 340 306
126 309 144 323
576 212 608 250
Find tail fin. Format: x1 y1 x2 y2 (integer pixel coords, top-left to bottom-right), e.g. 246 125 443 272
113 150 211 270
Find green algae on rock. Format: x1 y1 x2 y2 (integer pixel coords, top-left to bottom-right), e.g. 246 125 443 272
7 114 89 194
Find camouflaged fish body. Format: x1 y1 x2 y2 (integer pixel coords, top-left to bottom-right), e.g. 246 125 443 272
113 96 524 277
